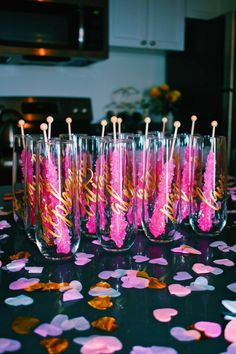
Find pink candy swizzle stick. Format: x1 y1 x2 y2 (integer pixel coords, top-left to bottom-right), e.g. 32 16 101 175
65 117 72 139
86 119 107 233
181 115 197 221
197 120 218 232
109 116 128 248
46 116 54 140
40 123 71 254
149 121 181 238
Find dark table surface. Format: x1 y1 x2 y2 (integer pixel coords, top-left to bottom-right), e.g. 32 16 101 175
0 185 236 354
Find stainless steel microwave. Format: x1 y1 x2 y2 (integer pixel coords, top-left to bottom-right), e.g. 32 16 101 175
0 0 108 66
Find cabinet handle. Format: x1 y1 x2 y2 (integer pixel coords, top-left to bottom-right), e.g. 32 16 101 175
140 40 147 46
149 40 156 46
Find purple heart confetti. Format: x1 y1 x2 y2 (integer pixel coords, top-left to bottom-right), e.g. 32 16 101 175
59 280 82 292
222 300 236 314
173 271 193 281
34 323 63 337
62 288 83 302
221 343 236 354
9 277 40 290
51 314 68 328
227 282 236 293
213 259 235 267
133 255 150 263
88 287 121 298
3 259 28 272
0 338 21 354
149 257 168 265
121 275 149 289
0 220 11 230
170 327 201 341
61 316 90 331
130 345 178 354
24 266 44 274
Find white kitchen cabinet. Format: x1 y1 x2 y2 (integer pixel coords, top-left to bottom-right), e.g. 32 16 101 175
109 0 185 51
186 0 221 19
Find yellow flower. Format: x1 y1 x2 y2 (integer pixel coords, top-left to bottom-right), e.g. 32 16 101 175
159 84 170 91
166 90 181 103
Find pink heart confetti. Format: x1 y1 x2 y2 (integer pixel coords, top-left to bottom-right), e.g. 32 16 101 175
0 338 21 354
73 335 123 354
149 257 168 265
130 345 177 354
192 263 215 274
61 316 90 331
0 220 11 229
153 308 178 322
224 320 236 343
213 259 235 267
170 327 201 341
34 323 63 337
171 245 201 255
88 287 121 297
168 284 191 297
222 300 236 314
121 275 149 289
133 255 150 263
76 252 94 259
194 321 222 338
173 271 193 281
9 277 40 290
4 295 33 306
227 283 236 293
63 289 83 302
24 266 44 274
92 239 101 245
188 276 215 291
74 257 92 266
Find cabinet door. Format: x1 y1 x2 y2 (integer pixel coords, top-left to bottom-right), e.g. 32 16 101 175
186 0 221 19
109 0 149 48
148 0 185 50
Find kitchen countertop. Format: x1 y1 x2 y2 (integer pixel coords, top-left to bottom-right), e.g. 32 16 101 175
0 185 236 354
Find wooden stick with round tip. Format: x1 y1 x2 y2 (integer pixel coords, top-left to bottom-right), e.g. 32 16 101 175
211 120 218 151
162 117 168 137
170 121 181 160
65 117 72 139
110 116 118 143
190 115 197 138
144 116 151 138
40 123 50 158
46 116 54 140
100 119 107 138
18 119 25 148
117 117 123 138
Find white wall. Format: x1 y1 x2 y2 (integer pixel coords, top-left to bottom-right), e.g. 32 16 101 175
0 48 165 122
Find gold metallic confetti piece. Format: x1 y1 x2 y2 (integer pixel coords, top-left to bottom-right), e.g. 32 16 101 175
24 282 69 292
91 316 118 332
137 271 150 279
10 251 31 260
148 277 167 289
40 338 69 354
90 281 111 289
88 296 113 310
11 316 40 334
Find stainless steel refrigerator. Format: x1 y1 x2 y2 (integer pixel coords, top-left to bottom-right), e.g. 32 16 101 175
166 12 236 175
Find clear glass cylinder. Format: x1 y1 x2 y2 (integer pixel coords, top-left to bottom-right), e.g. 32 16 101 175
35 138 80 260
78 136 104 238
142 136 181 242
12 134 26 223
190 135 227 236
24 134 43 242
97 138 137 251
